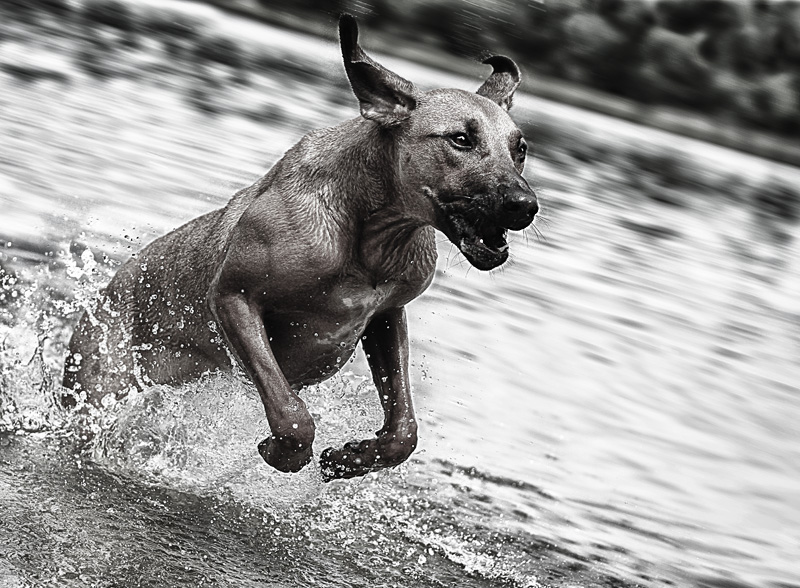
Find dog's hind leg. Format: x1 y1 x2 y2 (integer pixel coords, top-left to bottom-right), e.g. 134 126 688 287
62 294 138 408
320 307 418 481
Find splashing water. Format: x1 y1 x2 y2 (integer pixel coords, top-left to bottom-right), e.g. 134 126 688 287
0 246 555 588
90 370 388 507
1 247 380 502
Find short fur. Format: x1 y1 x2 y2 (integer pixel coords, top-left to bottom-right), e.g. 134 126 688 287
63 15 538 480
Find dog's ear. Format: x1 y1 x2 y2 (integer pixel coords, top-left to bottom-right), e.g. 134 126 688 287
476 56 521 111
339 14 417 125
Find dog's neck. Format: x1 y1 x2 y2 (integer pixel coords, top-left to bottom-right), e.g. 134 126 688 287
268 118 398 216
358 207 434 285
273 118 434 282
342 120 435 283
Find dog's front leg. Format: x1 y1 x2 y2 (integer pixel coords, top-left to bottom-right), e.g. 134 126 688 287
320 307 418 481
213 292 316 473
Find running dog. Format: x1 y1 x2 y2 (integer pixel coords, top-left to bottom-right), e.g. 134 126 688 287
63 15 538 481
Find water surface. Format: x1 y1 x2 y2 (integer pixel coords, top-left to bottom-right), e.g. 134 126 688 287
1 4 799 587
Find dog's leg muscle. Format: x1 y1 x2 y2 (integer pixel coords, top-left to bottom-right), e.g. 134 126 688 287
320 307 418 481
212 292 316 473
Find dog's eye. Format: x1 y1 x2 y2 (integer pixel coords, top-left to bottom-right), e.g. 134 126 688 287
518 140 528 156
448 133 473 150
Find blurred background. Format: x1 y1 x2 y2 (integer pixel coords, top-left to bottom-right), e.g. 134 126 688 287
1 1 799 588
237 0 800 163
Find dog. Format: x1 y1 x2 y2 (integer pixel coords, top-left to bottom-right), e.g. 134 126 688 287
62 15 538 481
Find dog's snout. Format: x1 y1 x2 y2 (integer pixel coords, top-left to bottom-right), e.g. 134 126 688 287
501 186 538 230
503 190 538 216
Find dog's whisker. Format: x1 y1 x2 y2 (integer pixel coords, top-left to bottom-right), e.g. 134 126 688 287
534 214 553 229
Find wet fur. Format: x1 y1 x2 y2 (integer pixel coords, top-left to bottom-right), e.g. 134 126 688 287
63 16 537 481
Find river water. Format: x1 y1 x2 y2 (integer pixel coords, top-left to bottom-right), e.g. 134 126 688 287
1 3 799 587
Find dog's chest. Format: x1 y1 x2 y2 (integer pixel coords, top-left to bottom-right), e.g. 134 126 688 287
305 223 436 316
318 255 432 335
265 250 434 386
333 275 420 320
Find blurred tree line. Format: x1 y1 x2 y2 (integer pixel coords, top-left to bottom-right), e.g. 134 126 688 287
3 0 799 138
255 0 800 137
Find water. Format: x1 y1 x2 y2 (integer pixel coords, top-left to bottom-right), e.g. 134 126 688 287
2 3 800 587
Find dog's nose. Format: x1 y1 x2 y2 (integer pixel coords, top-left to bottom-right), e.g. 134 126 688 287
501 187 538 230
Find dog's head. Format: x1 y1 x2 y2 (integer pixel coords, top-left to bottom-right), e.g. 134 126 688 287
339 15 538 271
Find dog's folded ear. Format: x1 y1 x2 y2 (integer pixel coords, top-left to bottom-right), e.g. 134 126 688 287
339 14 417 126
476 56 521 111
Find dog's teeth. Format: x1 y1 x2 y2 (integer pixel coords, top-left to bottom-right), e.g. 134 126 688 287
499 243 509 252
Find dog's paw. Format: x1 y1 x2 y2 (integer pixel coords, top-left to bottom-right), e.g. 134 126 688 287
319 432 418 481
319 440 374 481
258 435 313 473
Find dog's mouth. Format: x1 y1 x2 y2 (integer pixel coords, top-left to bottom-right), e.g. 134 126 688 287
444 213 509 271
